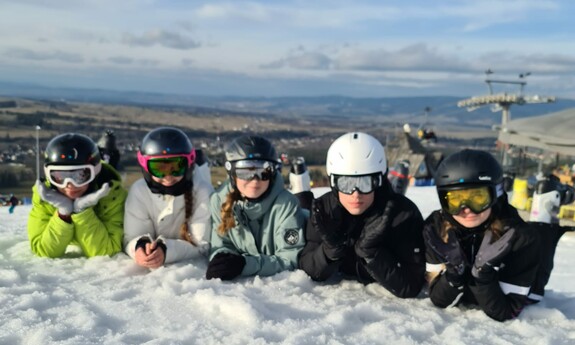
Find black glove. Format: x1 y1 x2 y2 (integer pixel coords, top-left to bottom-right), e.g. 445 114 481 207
135 237 152 251
472 229 515 283
423 225 467 287
311 199 347 261
354 200 395 261
135 237 167 258
206 253 246 280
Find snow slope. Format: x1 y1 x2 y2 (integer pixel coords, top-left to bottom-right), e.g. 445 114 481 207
1 186 574 345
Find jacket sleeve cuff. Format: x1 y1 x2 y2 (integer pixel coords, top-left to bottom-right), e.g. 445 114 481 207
241 255 260 276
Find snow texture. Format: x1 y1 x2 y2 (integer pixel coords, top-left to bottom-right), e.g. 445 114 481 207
1 186 574 344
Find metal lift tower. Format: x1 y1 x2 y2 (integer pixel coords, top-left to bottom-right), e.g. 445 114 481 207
457 70 556 169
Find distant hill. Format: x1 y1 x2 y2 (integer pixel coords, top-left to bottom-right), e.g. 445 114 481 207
1 80 574 128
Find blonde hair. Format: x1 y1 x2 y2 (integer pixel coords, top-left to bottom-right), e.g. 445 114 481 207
217 187 243 236
179 188 198 246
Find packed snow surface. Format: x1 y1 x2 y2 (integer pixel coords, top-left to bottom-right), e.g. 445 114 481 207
1 186 574 344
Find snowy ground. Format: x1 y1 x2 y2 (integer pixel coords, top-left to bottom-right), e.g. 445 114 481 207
1 186 574 345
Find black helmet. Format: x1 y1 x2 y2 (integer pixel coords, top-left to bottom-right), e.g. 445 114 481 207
435 149 503 190
224 136 280 191
225 135 278 163
44 133 101 167
138 127 195 196
140 127 193 157
435 149 503 215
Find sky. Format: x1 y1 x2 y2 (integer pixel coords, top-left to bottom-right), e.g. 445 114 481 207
0 1 574 98
1 187 575 344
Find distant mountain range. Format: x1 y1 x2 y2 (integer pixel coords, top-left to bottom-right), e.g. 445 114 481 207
1 80 573 129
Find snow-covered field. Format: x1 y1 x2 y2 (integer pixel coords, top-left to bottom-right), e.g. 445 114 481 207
1 186 574 345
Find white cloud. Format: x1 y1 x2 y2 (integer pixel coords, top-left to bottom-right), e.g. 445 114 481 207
0 1 573 96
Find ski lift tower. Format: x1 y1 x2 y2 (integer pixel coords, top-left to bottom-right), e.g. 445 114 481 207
457 70 556 169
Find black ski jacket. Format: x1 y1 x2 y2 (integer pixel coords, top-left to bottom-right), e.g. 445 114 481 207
424 199 541 321
298 185 425 298
528 222 570 299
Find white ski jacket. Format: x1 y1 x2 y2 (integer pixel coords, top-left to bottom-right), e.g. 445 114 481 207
123 171 214 264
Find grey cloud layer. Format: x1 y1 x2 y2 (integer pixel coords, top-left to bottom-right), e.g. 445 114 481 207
262 44 468 72
260 43 575 75
4 48 84 63
107 57 159 66
122 30 201 50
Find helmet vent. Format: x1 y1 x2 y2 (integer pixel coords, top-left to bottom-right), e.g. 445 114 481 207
365 149 373 159
353 133 358 139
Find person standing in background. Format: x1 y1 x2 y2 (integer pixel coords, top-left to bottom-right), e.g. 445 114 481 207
97 130 121 170
8 193 19 214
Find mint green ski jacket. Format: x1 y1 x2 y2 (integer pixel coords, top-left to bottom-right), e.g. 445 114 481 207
209 173 306 277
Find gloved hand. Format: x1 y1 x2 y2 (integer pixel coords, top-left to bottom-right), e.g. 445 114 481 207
206 253 246 280
423 224 467 287
355 200 395 261
472 229 516 283
73 183 110 213
311 199 347 261
36 180 74 216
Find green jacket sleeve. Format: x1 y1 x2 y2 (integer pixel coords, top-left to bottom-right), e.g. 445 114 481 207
72 179 127 257
27 182 75 258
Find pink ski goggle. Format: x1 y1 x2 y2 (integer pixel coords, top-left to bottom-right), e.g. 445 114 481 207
137 150 196 178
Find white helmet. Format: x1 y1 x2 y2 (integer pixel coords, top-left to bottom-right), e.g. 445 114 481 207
326 132 387 177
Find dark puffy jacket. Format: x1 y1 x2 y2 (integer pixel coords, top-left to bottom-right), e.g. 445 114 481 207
298 185 426 298
424 199 541 321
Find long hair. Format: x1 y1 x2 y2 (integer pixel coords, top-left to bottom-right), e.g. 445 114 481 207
425 213 505 283
217 187 243 236
179 188 198 246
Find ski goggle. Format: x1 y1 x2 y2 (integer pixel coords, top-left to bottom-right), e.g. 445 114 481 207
438 186 494 215
45 164 100 188
229 160 276 181
332 174 382 195
137 151 195 178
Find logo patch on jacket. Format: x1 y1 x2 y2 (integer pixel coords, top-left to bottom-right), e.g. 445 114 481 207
284 229 300 245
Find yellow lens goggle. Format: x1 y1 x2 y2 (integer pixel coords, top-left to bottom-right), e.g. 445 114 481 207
440 186 493 215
